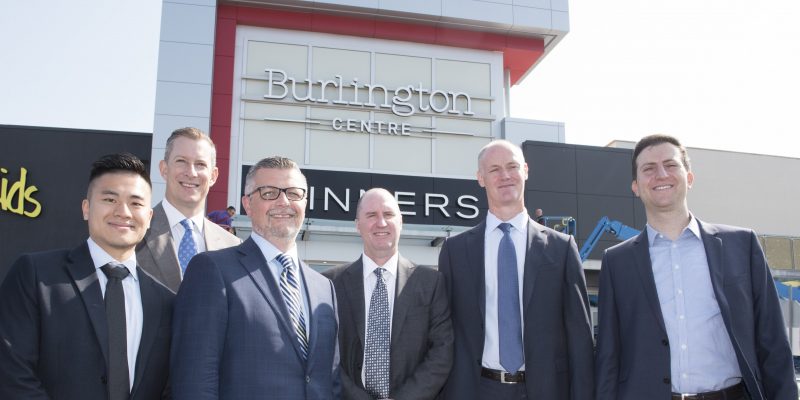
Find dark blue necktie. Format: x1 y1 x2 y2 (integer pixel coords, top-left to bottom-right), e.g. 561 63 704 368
497 222 523 373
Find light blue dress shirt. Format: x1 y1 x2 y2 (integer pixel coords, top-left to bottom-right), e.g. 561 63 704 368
647 217 742 394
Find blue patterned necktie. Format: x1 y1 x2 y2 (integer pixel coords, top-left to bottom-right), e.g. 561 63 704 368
497 222 524 373
276 253 309 359
178 219 197 273
365 267 390 399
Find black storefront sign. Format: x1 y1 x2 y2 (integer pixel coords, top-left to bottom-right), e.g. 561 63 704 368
240 166 488 226
0 125 152 284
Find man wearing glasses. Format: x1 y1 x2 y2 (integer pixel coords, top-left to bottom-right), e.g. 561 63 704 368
170 156 341 399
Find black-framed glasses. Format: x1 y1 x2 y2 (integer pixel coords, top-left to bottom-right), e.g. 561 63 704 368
248 186 306 201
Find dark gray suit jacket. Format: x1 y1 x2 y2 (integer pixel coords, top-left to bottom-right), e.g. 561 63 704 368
438 218 594 400
170 237 341 400
324 254 453 400
0 243 174 400
136 203 241 292
595 220 797 400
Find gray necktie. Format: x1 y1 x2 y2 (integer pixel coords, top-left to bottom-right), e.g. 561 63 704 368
365 268 390 399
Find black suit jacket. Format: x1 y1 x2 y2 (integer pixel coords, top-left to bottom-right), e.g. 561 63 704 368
0 243 174 400
595 220 797 400
324 254 453 400
438 218 594 400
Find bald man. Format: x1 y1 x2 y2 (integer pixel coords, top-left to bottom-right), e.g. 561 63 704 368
325 188 453 400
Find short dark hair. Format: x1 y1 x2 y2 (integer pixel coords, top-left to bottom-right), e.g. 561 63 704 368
632 134 691 179
89 152 151 188
164 127 216 165
244 156 305 194
226 206 236 212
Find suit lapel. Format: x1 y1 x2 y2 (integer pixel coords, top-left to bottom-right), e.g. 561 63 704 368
466 223 486 321
145 204 181 290
699 221 725 292
522 219 553 312
699 221 734 327
301 261 326 368
632 231 668 334
64 243 109 368
131 270 161 396
343 258 367 346
202 218 225 251
238 239 305 362
391 256 414 347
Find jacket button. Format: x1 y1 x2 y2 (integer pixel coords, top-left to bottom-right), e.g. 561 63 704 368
101 375 108 384
661 339 668 346
306 376 311 383
663 378 671 384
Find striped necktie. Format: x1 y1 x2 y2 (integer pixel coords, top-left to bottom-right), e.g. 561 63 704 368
276 253 309 359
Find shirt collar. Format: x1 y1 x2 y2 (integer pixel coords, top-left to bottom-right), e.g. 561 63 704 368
361 252 399 281
250 231 299 267
162 198 205 234
486 209 529 234
86 238 139 281
646 214 701 245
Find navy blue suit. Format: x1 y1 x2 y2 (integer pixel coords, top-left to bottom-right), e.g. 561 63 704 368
170 238 341 400
596 220 797 400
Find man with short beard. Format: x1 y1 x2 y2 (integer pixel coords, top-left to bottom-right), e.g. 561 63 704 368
170 156 341 400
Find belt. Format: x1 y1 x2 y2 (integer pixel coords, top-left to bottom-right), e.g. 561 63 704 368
671 382 747 400
480 367 525 384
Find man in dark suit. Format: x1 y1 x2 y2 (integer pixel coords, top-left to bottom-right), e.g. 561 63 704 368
171 155 340 399
595 134 797 400
325 188 453 400
137 127 240 292
0 153 174 400
438 140 594 400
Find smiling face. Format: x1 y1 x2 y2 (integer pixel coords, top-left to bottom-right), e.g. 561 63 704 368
159 136 218 217
356 189 402 264
632 142 694 216
242 167 307 252
82 172 153 261
477 141 529 215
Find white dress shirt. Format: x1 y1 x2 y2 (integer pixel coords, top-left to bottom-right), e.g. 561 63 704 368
482 210 528 371
249 232 311 334
360 252 399 385
87 238 143 390
162 198 206 277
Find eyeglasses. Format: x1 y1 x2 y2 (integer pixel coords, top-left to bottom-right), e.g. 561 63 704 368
248 186 307 201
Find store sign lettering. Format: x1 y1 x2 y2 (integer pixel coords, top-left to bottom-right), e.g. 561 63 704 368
1 166 42 218
308 186 480 220
264 68 475 118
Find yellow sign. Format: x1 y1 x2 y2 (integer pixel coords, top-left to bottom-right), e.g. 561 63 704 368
1 167 42 218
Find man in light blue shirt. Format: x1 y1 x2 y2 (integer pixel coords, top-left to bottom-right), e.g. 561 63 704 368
596 134 796 400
